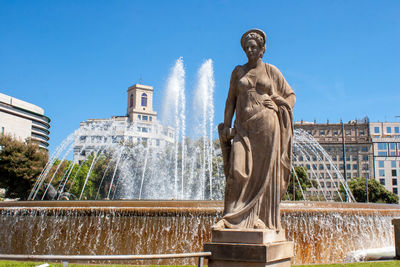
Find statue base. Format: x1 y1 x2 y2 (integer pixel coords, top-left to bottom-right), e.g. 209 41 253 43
204 229 293 267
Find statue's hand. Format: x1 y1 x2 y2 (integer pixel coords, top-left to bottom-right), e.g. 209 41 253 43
221 127 235 142
262 98 278 112
271 95 288 107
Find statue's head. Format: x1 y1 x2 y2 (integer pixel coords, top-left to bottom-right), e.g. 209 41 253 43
241 29 266 60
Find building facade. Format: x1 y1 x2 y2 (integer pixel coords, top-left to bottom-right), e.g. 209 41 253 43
369 122 400 195
0 93 50 149
294 120 373 199
73 84 174 161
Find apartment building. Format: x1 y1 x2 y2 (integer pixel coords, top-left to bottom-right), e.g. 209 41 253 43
370 122 400 195
0 92 50 149
73 84 174 161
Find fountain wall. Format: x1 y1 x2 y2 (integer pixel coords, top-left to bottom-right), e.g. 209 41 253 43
0 201 398 265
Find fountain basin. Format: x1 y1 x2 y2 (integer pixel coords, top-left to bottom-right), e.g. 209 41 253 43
0 201 398 265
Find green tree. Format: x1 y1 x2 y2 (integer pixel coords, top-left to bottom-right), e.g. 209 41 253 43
0 135 48 199
283 166 313 201
91 153 116 199
68 154 97 200
342 177 398 204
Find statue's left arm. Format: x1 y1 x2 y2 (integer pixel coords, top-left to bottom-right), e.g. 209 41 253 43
267 64 296 198
268 64 296 108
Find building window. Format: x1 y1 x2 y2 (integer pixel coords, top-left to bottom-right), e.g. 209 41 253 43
393 179 398 186
141 93 148 107
130 94 134 108
143 115 148 121
395 127 400 134
378 143 387 150
393 170 397 177
394 188 398 194
380 179 385 185
320 130 325 135
346 164 351 170
1 127 4 134
374 127 380 134
379 170 385 176
390 143 396 149
319 164 324 170
353 164 358 170
156 139 160 146
362 155 368 161
149 116 152 122
387 127 392 134
392 161 397 168
379 161 384 168
378 151 388 156
138 114 141 119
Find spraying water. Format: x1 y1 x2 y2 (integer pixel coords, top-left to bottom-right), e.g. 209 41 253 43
162 57 186 199
194 59 215 199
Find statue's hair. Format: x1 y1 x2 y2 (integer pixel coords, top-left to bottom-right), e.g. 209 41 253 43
240 29 267 57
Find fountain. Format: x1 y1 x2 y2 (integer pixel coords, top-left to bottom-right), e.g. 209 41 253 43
1 57 399 265
29 58 220 201
0 200 398 265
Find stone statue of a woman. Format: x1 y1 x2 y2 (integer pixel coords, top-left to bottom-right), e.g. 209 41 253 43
214 29 296 231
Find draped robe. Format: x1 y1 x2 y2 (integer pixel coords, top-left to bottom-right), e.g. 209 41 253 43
220 63 295 230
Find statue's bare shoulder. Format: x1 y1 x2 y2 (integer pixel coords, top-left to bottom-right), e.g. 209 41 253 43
231 65 244 78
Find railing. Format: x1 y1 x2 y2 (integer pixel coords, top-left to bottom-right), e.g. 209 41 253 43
0 252 212 267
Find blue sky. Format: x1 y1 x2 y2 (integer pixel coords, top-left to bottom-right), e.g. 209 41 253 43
1 0 399 153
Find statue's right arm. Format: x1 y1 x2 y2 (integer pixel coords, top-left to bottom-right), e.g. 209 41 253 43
224 66 240 129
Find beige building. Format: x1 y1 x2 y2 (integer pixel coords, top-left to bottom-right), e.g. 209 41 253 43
0 93 50 149
294 119 373 199
73 84 174 161
370 122 400 196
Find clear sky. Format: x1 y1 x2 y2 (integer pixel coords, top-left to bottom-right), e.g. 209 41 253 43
1 0 399 154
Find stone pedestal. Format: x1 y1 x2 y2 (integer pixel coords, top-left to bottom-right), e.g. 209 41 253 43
204 229 294 267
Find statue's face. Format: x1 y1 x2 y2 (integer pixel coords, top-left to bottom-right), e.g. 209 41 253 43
245 39 262 61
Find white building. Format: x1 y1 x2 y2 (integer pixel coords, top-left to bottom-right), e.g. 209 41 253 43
0 93 50 149
73 84 174 161
370 122 400 196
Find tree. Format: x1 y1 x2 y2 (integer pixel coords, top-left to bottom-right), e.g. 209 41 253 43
342 177 398 204
283 166 313 201
0 135 48 199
